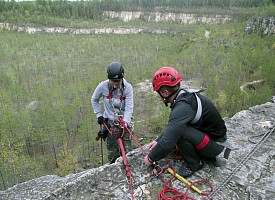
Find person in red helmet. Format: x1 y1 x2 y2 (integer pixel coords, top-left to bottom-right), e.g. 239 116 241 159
144 66 228 177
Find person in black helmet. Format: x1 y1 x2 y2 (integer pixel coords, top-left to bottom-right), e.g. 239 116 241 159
143 66 228 178
91 62 134 164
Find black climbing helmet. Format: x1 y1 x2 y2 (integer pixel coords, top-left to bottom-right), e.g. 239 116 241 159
107 62 124 80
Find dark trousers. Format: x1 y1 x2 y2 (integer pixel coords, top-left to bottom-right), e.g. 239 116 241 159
177 126 224 171
105 123 132 164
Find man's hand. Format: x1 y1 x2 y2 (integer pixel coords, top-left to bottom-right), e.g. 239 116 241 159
148 141 157 151
96 127 108 140
144 155 153 167
97 116 104 125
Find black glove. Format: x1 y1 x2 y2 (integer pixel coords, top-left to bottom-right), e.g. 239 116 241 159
97 127 108 140
97 116 104 125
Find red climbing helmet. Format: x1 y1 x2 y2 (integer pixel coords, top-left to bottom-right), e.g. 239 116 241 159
152 67 182 92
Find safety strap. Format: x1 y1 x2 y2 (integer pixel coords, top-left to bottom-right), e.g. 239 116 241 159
178 89 202 124
107 83 125 101
190 93 202 124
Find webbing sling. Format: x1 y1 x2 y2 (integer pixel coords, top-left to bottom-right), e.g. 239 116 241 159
178 89 202 124
190 93 202 124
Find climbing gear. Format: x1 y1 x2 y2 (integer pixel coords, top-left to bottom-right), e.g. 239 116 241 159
100 115 135 199
152 67 182 92
95 124 104 166
117 137 134 199
107 85 125 102
107 62 124 80
96 102 215 199
97 116 104 124
205 125 275 200
128 132 214 199
149 162 213 200
177 88 205 124
96 127 108 140
166 167 213 196
117 116 135 200
107 79 125 118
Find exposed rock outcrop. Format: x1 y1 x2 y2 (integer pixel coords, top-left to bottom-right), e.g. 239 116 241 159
103 11 231 24
0 23 186 35
0 11 232 35
0 97 274 200
245 17 275 36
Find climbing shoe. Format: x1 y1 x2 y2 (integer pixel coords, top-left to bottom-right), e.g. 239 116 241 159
177 163 204 178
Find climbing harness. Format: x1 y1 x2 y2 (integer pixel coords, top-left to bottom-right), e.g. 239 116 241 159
107 81 125 115
204 125 275 200
179 88 205 124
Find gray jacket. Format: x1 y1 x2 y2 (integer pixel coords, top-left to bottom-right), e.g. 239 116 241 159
91 79 134 125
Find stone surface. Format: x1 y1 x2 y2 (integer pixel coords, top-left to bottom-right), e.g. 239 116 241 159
0 97 274 200
245 17 275 36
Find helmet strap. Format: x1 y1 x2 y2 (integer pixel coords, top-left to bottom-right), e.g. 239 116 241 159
158 88 179 107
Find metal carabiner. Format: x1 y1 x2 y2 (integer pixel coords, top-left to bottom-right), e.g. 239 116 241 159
152 163 164 177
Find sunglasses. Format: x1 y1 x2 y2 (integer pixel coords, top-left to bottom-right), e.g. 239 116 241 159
110 79 122 83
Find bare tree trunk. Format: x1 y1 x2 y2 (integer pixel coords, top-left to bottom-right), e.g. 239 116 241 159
52 141 59 168
0 169 6 190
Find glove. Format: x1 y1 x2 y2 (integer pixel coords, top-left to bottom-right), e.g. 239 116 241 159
97 116 104 125
97 127 108 140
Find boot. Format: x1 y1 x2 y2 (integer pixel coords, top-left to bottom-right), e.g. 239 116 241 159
177 163 204 178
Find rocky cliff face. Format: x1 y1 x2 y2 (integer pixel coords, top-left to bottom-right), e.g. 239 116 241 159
0 97 274 200
1 14 274 36
245 17 275 36
103 11 231 24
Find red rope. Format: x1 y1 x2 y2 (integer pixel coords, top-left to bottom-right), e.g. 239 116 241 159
158 172 191 200
106 117 214 200
150 162 213 200
185 179 214 197
153 165 193 200
117 138 134 200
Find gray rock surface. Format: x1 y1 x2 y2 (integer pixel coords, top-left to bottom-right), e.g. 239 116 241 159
0 97 274 200
245 17 275 36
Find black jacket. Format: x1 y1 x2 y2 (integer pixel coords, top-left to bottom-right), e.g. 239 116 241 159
149 90 227 161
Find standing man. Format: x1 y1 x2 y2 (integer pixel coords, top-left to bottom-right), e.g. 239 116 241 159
91 62 134 164
144 66 227 177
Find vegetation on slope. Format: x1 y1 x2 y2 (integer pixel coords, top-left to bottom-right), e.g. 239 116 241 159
0 0 274 190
